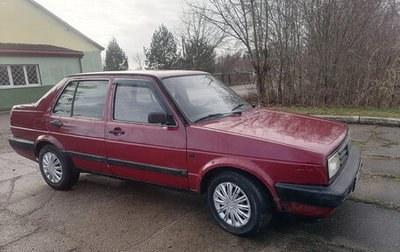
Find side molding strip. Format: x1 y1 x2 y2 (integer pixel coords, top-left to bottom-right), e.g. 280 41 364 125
62 150 187 177
63 150 107 163
108 158 187 177
77 167 190 191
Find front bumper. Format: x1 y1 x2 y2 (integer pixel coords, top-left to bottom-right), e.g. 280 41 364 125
275 146 362 208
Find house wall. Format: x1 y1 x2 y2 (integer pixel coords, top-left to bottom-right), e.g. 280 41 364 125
0 56 81 110
0 0 104 110
0 0 103 72
0 85 53 111
80 51 102 72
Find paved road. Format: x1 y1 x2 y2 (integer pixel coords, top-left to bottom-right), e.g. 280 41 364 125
0 112 399 251
231 84 257 96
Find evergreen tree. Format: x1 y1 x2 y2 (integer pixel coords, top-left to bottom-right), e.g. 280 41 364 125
144 25 179 70
181 38 216 73
103 37 129 71
177 8 222 73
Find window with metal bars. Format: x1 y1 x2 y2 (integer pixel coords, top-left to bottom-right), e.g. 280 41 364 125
0 65 41 87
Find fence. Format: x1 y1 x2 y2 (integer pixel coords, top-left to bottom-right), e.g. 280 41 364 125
214 72 255 86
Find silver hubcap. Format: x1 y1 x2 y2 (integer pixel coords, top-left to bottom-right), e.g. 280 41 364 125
42 152 62 183
213 182 251 227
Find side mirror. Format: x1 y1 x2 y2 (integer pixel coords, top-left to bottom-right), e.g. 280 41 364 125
148 111 167 124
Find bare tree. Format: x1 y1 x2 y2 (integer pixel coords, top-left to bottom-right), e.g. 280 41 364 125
301 0 400 107
215 52 254 85
177 7 224 72
132 52 144 70
194 0 400 108
192 0 274 105
178 6 224 50
269 0 304 104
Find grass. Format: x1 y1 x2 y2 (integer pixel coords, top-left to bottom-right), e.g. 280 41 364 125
363 155 400 161
363 172 400 182
348 196 400 212
265 106 400 118
351 140 367 151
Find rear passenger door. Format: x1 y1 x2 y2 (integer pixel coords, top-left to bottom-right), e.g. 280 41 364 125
47 78 111 173
105 77 188 188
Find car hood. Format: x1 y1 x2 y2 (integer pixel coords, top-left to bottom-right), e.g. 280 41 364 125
197 108 348 155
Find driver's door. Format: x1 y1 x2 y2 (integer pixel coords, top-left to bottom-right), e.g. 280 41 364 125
104 77 188 188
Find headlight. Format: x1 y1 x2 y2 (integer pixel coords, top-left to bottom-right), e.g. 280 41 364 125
327 152 340 179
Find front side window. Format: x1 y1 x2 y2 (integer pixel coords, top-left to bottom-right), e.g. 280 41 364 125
0 65 41 87
114 79 166 123
53 80 109 119
162 75 250 123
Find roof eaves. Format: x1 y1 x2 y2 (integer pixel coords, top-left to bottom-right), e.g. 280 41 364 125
0 49 84 58
26 0 105 51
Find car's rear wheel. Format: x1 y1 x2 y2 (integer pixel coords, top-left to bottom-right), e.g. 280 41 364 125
207 171 272 236
39 145 79 190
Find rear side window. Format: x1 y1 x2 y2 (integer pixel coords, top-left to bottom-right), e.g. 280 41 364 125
53 82 77 115
53 80 109 119
73 81 109 118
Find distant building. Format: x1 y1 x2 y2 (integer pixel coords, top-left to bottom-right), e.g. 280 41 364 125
0 0 104 110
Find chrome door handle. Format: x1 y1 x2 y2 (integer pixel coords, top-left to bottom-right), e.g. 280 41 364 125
108 129 125 135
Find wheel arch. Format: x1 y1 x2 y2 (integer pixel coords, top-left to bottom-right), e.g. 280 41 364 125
34 135 65 158
199 166 275 203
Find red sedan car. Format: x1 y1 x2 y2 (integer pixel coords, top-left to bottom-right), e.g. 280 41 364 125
9 71 361 236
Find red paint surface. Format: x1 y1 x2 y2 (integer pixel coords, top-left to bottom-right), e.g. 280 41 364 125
9 71 349 217
279 201 336 217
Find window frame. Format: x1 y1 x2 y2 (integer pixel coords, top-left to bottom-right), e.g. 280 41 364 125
112 78 177 127
0 64 41 89
52 78 111 120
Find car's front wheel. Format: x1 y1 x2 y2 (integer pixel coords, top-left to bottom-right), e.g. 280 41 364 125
39 145 79 190
207 171 272 236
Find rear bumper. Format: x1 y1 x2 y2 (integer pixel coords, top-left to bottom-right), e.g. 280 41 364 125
9 136 35 152
275 146 362 209
9 136 36 161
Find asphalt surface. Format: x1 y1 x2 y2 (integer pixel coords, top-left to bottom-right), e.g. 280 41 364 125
231 84 257 96
0 112 399 251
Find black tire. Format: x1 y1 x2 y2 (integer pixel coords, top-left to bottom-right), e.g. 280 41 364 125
38 145 79 190
207 171 272 236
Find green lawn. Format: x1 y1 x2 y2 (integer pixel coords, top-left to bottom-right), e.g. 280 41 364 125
267 106 400 118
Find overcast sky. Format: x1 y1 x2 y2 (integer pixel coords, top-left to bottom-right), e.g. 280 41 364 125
35 0 186 69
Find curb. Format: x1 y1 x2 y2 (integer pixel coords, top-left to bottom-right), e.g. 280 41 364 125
314 115 400 127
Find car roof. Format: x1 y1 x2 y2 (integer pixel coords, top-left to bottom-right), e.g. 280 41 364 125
68 70 208 79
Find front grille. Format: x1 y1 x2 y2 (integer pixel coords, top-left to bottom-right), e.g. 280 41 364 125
338 136 351 169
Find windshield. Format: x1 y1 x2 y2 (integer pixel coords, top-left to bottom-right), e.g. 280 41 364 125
162 75 251 123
